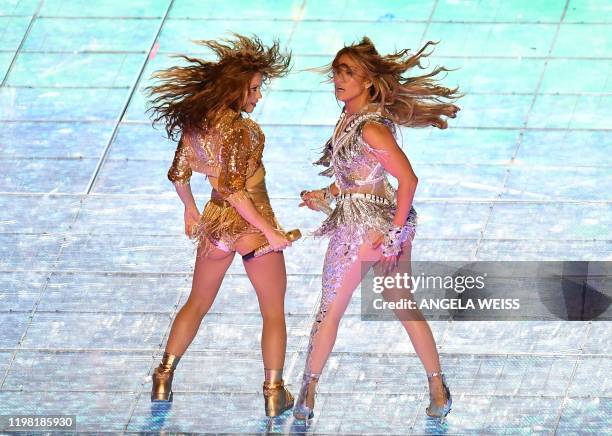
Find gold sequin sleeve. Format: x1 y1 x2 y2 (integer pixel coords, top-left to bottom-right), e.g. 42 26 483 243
167 135 192 185
216 121 250 204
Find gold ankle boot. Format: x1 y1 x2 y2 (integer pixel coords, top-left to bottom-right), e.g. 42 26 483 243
151 352 180 402
263 369 294 417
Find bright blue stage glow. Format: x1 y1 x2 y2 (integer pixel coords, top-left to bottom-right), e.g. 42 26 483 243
0 0 610 433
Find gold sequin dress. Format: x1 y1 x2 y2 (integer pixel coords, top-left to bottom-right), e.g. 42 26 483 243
167 108 282 252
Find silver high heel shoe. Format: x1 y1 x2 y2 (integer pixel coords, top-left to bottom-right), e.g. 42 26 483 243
426 371 452 423
293 372 320 420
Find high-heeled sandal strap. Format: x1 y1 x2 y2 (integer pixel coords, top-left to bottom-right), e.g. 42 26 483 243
303 373 321 381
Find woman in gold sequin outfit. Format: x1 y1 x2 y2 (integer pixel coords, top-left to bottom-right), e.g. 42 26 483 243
294 38 462 423
145 34 294 417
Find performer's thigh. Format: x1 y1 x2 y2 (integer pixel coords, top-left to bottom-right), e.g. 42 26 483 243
234 232 268 257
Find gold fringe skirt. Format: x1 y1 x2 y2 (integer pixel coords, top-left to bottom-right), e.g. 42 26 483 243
192 167 282 253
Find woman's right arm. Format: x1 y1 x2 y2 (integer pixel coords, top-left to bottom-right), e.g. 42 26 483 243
168 136 200 237
174 183 200 237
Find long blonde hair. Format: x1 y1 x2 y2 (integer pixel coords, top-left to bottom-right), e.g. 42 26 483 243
327 37 462 128
146 33 291 140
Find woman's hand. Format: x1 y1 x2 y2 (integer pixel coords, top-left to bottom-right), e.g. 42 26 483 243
299 189 327 211
184 206 200 238
367 229 399 275
366 228 384 248
377 253 401 276
264 228 291 251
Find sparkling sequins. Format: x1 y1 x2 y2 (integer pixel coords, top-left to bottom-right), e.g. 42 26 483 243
166 108 278 253
313 111 418 242
167 137 192 184
300 112 418 380
167 108 265 189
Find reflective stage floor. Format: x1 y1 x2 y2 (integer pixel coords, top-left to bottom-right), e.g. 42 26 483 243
0 0 610 434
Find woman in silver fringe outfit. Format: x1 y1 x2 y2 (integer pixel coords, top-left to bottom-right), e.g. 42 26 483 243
294 37 461 423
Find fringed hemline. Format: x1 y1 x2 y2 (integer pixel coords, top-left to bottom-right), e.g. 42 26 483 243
312 199 417 240
194 200 250 241
190 199 280 255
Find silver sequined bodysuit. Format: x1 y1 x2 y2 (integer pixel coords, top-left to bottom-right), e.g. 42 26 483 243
313 110 417 242
296 109 418 395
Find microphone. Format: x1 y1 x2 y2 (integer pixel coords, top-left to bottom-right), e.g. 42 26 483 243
242 229 302 261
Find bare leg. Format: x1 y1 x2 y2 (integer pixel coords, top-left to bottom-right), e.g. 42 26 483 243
376 240 442 374
241 249 288 369
237 234 293 416
164 245 235 356
152 244 235 402
375 239 448 409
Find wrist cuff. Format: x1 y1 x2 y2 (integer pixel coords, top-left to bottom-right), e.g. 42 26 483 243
382 224 409 257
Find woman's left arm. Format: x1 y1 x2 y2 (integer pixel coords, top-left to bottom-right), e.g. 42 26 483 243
362 121 418 226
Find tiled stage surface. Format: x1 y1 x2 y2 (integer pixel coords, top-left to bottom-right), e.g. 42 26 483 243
0 0 610 434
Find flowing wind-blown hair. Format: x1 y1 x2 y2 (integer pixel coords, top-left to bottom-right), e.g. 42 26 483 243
146 33 291 140
323 37 462 129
